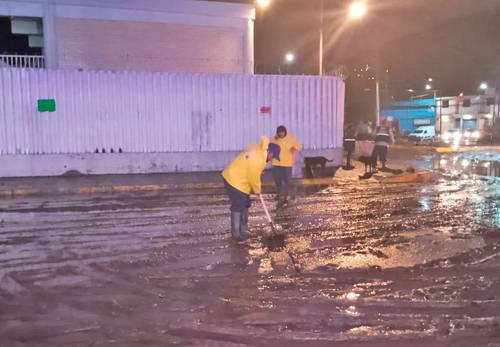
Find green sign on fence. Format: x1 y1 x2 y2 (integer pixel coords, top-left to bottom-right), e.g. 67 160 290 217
37 99 56 112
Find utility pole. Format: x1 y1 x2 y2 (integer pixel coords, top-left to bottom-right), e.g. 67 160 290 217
319 0 324 76
375 80 380 125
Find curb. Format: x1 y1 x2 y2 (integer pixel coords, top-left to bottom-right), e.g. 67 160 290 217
0 177 339 199
435 147 460 153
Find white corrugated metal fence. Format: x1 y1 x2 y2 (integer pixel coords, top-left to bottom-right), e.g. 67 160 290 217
0 68 344 155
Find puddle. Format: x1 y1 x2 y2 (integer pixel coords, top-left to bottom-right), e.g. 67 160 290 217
433 153 500 178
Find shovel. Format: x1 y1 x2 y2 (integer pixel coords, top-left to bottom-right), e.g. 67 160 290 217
259 194 286 251
259 194 278 234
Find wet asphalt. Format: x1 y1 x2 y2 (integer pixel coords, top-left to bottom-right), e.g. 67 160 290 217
0 148 499 346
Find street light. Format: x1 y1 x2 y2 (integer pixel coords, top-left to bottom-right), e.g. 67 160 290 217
319 0 367 76
348 1 367 20
425 84 432 90
480 82 488 90
428 77 433 82
285 52 295 63
256 0 271 9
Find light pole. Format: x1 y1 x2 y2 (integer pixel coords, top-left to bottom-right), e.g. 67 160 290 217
319 0 324 76
260 0 367 76
419 82 439 134
319 0 367 76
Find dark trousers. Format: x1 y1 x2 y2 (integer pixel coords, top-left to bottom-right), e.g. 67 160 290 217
372 145 388 167
224 180 251 213
272 166 293 197
343 139 356 166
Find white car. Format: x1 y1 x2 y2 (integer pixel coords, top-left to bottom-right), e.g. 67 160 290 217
409 125 436 144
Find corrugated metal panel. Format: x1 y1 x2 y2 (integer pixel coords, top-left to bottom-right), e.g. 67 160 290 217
0 68 345 155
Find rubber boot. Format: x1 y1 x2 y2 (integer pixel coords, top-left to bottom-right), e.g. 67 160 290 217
288 182 296 201
231 211 242 241
239 209 251 240
281 185 289 204
275 185 282 202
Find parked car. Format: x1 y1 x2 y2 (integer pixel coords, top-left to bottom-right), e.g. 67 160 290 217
408 125 436 144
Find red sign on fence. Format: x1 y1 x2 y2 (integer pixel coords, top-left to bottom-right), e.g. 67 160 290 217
260 106 272 114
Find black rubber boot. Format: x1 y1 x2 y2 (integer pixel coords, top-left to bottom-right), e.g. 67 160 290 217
231 212 242 241
280 185 289 205
239 209 251 240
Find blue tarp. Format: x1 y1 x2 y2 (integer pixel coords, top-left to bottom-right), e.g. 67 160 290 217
381 98 436 132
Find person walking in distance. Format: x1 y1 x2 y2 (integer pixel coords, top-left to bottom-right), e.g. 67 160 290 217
222 136 281 241
271 125 302 204
343 123 356 170
372 123 395 171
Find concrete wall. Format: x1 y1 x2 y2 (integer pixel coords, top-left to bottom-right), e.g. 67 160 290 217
56 18 244 73
0 0 255 73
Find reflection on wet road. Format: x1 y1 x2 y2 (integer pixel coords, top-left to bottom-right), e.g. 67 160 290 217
0 153 499 346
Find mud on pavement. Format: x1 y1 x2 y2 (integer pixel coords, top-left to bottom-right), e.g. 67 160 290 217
0 169 500 346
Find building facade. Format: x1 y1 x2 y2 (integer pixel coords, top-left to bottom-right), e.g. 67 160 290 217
381 89 498 138
0 0 255 74
436 90 496 135
381 98 436 133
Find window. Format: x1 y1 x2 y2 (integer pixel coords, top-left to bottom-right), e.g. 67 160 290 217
442 100 449 108
486 97 495 106
462 99 471 107
463 119 477 130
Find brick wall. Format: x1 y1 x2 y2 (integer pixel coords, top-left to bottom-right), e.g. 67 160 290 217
56 18 244 73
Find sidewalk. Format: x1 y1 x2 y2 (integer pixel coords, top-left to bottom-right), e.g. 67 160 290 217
0 171 225 198
0 158 431 198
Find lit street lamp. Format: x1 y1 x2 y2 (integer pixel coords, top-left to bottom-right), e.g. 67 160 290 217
260 0 367 76
428 77 433 82
425 84 432 90
285 52 295 63
278 52 295 74
256 0 271 9
319 0 367 76
348 1 367 20
480 82 488 90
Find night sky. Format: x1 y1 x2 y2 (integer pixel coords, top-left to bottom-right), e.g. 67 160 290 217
210 0 500 121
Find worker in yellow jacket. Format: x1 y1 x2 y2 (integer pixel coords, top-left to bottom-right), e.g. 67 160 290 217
271 125 302 204
222 136 281 241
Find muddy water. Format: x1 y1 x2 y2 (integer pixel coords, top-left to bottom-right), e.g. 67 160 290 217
434 153 500 178
1 159 500 346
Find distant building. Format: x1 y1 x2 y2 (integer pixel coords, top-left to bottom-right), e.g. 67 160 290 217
436 89 496 135
381 89 498 137
0 0 255 74
381 98 436 133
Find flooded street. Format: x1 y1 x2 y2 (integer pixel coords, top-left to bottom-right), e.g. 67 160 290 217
1 149 500 346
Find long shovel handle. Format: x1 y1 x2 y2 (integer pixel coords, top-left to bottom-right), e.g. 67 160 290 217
259 194 273 224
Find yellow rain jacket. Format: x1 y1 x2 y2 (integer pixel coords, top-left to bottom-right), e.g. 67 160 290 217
271 134 302 167
222 136 270 195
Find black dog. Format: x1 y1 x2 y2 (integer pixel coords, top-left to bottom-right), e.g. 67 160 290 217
304 156 333 178
358 155 376 179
